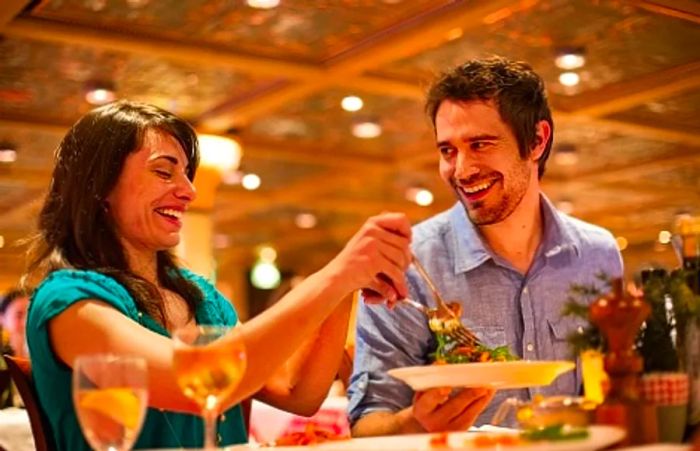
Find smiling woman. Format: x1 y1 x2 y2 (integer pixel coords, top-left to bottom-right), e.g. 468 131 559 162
21 100 414 451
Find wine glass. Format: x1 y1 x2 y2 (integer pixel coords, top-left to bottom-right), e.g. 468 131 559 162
172 325 247 450
73 354 148 451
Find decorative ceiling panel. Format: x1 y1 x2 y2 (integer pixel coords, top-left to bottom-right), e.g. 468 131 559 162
219 157 326 192
546 123 682 179
372 0 700 96
606 90 700 134
0 37 271 122
245 88 430 157
0 124 63 171
30 0 447 63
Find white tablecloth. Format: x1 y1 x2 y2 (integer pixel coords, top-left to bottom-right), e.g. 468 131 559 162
0 408 35 451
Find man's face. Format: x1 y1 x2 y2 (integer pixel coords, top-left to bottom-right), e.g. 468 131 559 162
1 295 29 343
435 99 538 226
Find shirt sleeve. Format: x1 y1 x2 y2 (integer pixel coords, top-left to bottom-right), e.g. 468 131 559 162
347 268 435 425
27 269 137 368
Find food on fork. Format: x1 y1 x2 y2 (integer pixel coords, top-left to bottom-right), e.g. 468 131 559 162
428 302 517 364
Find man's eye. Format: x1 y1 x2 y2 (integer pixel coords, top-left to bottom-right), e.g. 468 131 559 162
471 141 490 150
155 170 172 178
439 147 455 157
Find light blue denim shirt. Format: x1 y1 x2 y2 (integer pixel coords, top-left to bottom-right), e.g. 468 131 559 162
348 195 623 427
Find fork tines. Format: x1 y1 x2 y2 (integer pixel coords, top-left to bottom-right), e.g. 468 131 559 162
451 326 482 347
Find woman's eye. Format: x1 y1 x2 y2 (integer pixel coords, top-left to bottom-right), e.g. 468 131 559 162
155 170 172 178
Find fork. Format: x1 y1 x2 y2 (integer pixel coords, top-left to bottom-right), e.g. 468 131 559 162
408 254 482 347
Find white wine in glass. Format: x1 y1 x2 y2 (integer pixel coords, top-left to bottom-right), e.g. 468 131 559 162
73 355 148 451
172 325 247 450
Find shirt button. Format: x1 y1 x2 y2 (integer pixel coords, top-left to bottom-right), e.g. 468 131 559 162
526 343 534 352
522 287 528 295
577 326 584 334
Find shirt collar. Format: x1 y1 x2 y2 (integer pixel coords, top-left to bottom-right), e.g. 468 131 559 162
448 194 580 275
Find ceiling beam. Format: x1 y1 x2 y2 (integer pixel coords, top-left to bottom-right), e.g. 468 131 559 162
4 16 323 80
556 114 700 147
198 0 531 130
634 0 700 24
563 60 700 118
0 0 31 29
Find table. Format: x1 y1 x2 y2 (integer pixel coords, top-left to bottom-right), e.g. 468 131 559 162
248 395 349 445
0 407 35 451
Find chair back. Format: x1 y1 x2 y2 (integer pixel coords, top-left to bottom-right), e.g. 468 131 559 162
3 355 55 451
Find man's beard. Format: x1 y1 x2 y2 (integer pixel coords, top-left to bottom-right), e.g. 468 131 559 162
453 168 530 226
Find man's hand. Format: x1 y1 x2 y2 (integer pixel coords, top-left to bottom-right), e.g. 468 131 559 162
413 386 494 432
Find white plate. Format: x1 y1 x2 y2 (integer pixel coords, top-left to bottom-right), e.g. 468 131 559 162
387 360 576 391
227 425 625 450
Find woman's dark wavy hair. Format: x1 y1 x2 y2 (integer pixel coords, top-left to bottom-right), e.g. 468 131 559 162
425 56 554 179
24 100 203 327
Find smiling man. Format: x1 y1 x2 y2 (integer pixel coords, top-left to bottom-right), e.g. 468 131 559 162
349 56 623 436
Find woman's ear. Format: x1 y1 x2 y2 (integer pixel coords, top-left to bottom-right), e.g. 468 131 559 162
530 120 551 161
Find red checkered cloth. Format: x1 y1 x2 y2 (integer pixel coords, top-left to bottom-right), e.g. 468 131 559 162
640 372 689 406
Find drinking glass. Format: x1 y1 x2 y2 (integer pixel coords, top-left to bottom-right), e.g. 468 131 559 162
73 355 148 451
172 325 247 450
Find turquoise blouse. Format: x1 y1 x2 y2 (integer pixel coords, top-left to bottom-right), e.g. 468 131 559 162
26 269 247 450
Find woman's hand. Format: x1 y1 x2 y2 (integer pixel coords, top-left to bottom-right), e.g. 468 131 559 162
324 212 412 304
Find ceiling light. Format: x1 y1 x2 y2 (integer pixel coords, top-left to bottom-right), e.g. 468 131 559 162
295 212 317 229
553 143 578 166
445 27 463 41
556 199 574 214
615 236 628 251
198 134 242 174
247 0 280 9
0 235 4 249
555 48 586 70
559 72 580 87
352 121 382 139
84 81 116 105
658 230 672 245
241 173 261 190
250 260 281 289
341 95 364 112
405 187 434 207
222 170 244 186
0 149 17 163
258 245 277 262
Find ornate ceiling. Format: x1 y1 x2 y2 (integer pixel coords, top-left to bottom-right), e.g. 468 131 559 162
0 0 699 289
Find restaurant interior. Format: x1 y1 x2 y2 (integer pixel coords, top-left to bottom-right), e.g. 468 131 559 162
0 1 699 448
1 0 699 310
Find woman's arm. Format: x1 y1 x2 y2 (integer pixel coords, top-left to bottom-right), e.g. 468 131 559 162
48 213 412 414
255 297 352 416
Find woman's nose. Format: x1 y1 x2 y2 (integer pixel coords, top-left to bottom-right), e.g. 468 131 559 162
176 176 197 202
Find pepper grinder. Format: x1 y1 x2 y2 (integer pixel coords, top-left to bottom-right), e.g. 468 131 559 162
589 278 658 446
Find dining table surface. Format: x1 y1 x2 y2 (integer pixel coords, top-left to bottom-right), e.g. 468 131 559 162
0 407 35 451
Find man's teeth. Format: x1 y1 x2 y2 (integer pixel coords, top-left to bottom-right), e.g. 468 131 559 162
157 208 182 219
462 181 494 194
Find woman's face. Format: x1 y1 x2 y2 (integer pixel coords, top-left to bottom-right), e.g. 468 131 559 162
106 128 196 255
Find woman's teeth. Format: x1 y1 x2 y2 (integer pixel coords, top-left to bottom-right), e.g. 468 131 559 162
156 208 182 219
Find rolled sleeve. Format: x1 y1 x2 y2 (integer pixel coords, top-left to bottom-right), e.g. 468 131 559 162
347 282 433 425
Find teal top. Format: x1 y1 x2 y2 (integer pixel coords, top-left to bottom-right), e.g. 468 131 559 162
26 269 247 450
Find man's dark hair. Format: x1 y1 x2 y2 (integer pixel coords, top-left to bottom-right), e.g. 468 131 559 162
0 288 31 314
24 100 203 327
425 56 554 178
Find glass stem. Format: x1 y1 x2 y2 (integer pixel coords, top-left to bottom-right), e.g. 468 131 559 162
203 407 218 450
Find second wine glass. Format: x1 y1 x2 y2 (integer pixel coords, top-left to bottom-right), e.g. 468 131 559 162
73 354 148 451
172 325 247 450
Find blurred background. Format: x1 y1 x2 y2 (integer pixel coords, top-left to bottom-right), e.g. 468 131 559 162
0 0 699 318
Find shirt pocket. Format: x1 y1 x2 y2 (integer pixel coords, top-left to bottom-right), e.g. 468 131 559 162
546 317 583 395
470 326 507 349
